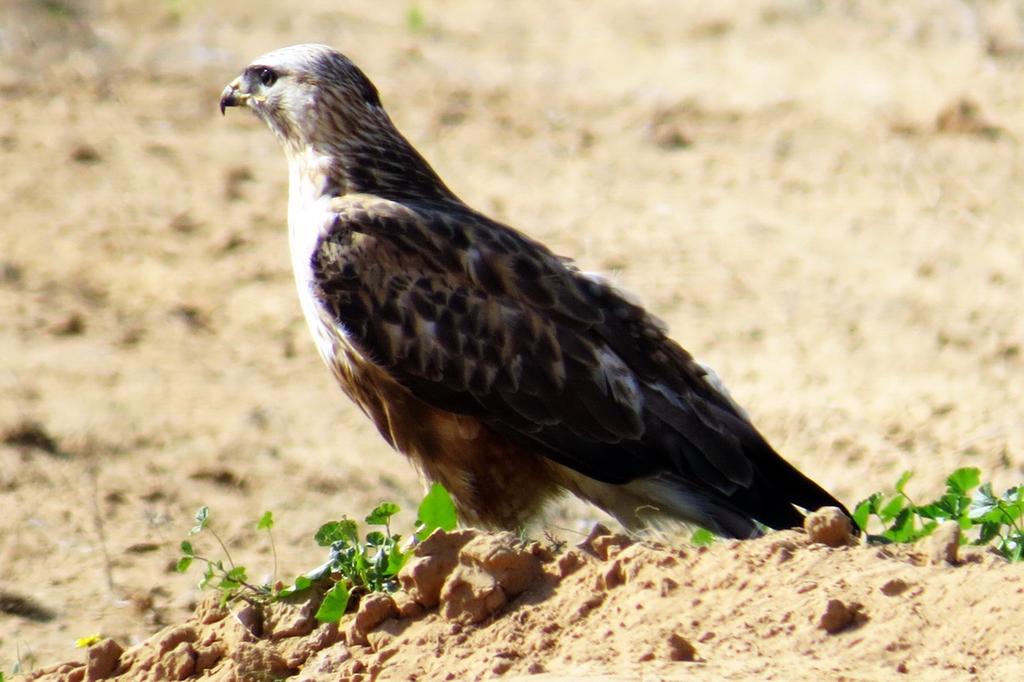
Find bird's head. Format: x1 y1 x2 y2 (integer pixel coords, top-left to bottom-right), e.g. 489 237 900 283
220 43 383 155
221 43 455 201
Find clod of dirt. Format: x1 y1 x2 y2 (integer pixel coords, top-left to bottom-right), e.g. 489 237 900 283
279 622 341 669
347 593 398 645
49 312 85 336
194 595 230 625
390 590 423 618
441 563 507 624
231 640 292 679
665 631 698 661
439 532 541 624
224 165 254 200
598 559 625 590
556 549 584 578
399 529 476 607
928 521 961 565
187 467 247 490
880 579 909 596
935 97 1003 138
0 589 56 622
172 304 212 333
0 260 22 285
117 624 198 680
85 639 123 680
1 420 63 457
818 598 863 634
648 106 695 149
804 506 854 547
460 532 542 596
168 211 200 234
265 592 319 640
578 523 632 560
70 144 102 164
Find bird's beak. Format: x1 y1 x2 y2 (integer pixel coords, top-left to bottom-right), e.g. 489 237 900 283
219 77 249 115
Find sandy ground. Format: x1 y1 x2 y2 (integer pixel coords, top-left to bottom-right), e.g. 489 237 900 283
1 0 1022 679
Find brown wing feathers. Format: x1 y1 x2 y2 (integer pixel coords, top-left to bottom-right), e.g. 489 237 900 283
310 197 846 531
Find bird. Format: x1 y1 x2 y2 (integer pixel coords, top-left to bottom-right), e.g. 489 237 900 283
220 43 850 539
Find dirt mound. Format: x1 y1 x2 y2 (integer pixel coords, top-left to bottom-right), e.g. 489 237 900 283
26 521 1023 681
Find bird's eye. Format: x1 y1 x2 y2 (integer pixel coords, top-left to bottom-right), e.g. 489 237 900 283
257 67 277 87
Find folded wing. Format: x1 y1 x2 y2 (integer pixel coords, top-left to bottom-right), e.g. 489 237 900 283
310 196 846 533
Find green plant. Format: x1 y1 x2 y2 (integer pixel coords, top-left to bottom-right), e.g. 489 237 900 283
177 507 273 605
300 483 459 622
177 483 459 620
854 468 1023 561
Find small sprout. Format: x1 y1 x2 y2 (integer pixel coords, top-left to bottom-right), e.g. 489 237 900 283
256 511 274 530
257 510 277 583
191 506 210 534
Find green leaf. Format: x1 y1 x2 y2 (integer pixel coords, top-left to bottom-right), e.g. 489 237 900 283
277 574 313 599
916 492 960 521
315 519 359 547
226 566 247 582
852 495 879 532
946 467 981 495
180 540 194 556
416 483 458 541
176 556 193 573
365 502 400 526
257 511 274 531
884 508 916 543
914 520 938 541
219 578 240 591
880 495 905 521
199 563 215 590
315 582 350 623
969 483 998 519
690 528 716 547
976 520 1002 544
191 506 210 534
386 543 408 576
365 531 386 547
894 470 914 494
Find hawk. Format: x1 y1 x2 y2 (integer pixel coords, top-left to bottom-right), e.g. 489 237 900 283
220 44 849 538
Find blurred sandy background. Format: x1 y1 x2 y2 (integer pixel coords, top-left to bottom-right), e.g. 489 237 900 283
1 0 1022 671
